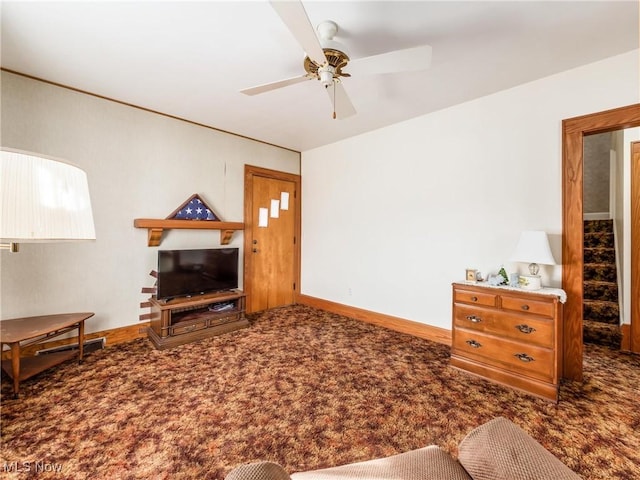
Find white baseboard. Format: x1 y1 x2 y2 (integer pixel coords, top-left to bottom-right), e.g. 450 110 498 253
584 212 610 220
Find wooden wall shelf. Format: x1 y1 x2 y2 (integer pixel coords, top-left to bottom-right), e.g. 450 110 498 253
134 219 244 247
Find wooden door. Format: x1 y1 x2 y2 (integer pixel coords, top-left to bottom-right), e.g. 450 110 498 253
631 141 640 353
244 166 300 313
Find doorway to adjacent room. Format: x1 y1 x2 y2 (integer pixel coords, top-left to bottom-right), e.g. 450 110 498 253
562 104 640 381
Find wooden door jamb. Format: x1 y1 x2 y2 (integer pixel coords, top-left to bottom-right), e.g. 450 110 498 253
562 104 640 381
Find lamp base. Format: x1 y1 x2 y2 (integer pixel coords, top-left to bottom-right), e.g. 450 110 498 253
519 274 542 290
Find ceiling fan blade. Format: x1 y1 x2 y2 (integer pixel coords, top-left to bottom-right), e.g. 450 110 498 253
270 0 326 66
241 75 313 96
325 81 356 120
348 44 432 76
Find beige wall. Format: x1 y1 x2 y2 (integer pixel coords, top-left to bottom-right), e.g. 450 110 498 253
0 71 300 333
584 132 612 215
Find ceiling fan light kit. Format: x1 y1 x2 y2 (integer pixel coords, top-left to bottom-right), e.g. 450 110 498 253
318 66 335 88
240 0 432 120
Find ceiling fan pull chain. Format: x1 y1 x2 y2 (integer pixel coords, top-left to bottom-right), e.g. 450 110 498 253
333 82 337 119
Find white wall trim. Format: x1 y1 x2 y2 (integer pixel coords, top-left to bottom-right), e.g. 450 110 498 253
583 212 610 220
609 149 617 221
612 218 625 324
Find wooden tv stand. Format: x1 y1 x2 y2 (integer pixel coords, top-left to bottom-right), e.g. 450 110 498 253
147 290 248 349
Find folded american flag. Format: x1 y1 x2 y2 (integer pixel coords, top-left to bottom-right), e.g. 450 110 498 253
170 194 219 220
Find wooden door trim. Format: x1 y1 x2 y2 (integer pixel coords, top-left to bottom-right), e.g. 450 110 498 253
243 165 301 311
631 142 640 353
562 103 640 381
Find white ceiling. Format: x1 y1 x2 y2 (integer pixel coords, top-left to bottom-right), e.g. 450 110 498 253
1 1 638 152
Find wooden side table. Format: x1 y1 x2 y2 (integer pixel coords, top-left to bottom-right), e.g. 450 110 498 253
1 312 94 397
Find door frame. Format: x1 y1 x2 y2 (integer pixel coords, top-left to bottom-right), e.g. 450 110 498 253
631 142 640 353
562 103 640 381
243 165 301 312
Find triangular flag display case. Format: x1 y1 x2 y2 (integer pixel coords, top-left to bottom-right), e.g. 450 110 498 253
166 193 220 221
134 194 244 247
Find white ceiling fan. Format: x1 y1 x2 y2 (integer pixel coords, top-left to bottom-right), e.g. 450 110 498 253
241 0 433 119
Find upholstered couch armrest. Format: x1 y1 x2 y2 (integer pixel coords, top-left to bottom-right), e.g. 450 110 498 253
457 417 581 480
292 445 472 480
225 462 292 480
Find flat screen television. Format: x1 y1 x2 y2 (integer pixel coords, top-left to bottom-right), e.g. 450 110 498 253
157 248 239 300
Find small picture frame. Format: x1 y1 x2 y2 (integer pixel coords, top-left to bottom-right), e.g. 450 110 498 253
466 269 478 281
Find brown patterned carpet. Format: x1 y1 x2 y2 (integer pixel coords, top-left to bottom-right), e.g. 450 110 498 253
1 305 639 479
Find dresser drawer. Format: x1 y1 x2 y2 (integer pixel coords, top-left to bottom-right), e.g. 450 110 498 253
453 329 554 382
453 304 554 347
454 288 497 307
170 319 208 336
500 294 555 318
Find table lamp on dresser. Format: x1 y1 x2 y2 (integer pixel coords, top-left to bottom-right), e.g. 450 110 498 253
509 230 556 290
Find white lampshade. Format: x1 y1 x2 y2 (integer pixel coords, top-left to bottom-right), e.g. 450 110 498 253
509 230 555 290
1 149 96 242
510 230 556 267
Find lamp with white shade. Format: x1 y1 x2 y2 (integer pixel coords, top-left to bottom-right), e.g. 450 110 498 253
1 149 96 251
509 230 556 290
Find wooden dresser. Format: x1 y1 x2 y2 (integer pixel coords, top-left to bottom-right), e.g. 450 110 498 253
450 282 564 402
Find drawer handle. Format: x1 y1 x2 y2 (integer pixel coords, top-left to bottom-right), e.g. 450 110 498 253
521 304 530 311
466 339 482 348
515 324 536 334
470 296 478 302
514 353 535 363
466 315 482 323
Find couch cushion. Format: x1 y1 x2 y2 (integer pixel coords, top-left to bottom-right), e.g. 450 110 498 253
291 445 472 480
457 417 581 480
225 462 292 480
